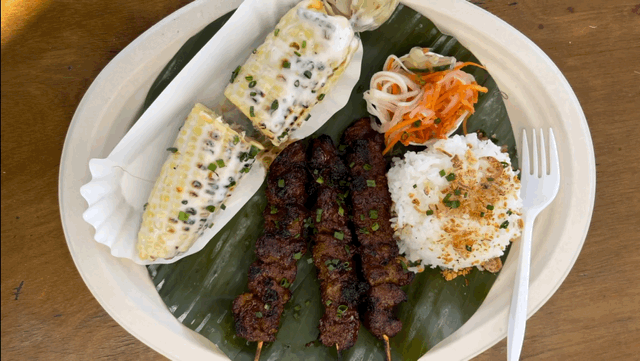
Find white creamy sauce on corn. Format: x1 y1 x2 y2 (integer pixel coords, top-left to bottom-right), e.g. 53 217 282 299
137 104 261 261
387 134 523 272
224 0 359 145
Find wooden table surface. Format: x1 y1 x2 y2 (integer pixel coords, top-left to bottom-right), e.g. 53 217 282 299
2 0 639 359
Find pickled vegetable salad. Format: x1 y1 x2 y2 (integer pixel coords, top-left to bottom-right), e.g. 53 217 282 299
364 47 488 153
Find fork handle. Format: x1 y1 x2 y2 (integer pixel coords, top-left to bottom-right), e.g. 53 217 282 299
508 214 536 361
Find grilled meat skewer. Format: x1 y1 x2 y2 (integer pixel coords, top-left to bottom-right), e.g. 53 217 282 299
343 118 414 340
309 135 367 351
233 141 309 343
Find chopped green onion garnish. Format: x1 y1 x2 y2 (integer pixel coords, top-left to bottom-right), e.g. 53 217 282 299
363 164 372 171
233 136 240 145
500 220 509 229
264 304 271 310
294 252 302 260
501 161 510 168
208 163 217 172
255 312 263 318
507 210 513 215
282 60 291 68
439 169 446 177
318 94 325 101
466 245 472 252
337 305 348 312
446 173 456 181
249 106 255 117
480 212 485 217
248 80 257 88
349 162 355 168
294 80 300 87
245 75 253 81
326 300 332 306
206 205 216 212
280 278 290 288
316 176 324 184
371 222 380 231
413 184 417 188
302 40 307 48
303 70 312 79
486 204 494 210
249 145 260 158
274 29 280 36
270 205 278 214
334 231 344 240
366 179 376 187
338 207 344 216
271 100 279 111
487 177 494 182
443 193 452 202
434 118 441 124
360 214 365 221
369 210 378 219
295 234 300 238
178 211 189 221
294 51 301 57
345 245 350 254
167 147 178 153
413 120 422 127
448 200 460 209
230 66 241 83
305 114 311 121
250 91 257 96
316 208 323 222
454 189 461 195
216 159 225 168
426 209 434 216
464 192 468 198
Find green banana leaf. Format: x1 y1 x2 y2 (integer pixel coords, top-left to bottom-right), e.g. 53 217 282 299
147 4 516 361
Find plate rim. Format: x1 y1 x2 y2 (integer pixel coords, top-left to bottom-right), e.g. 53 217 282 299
59 0 596 360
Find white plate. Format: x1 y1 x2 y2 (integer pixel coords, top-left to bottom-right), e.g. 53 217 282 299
59 0 595 360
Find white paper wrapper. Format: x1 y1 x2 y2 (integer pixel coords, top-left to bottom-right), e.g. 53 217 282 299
80 0 363 265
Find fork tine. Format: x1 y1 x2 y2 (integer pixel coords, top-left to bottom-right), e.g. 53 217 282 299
521 129 530 175
548 128 560 177
531 129 538 177
539 129 547 176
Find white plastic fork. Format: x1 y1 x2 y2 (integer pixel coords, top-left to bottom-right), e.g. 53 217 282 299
508 129 560 361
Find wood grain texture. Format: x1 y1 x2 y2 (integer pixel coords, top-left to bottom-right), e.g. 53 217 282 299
1 0 638 360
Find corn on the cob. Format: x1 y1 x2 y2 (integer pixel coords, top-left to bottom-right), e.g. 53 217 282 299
137 103 263 261
224 0 359 146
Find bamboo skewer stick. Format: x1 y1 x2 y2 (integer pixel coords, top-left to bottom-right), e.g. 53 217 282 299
254 341 263 361
383 335 392 361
